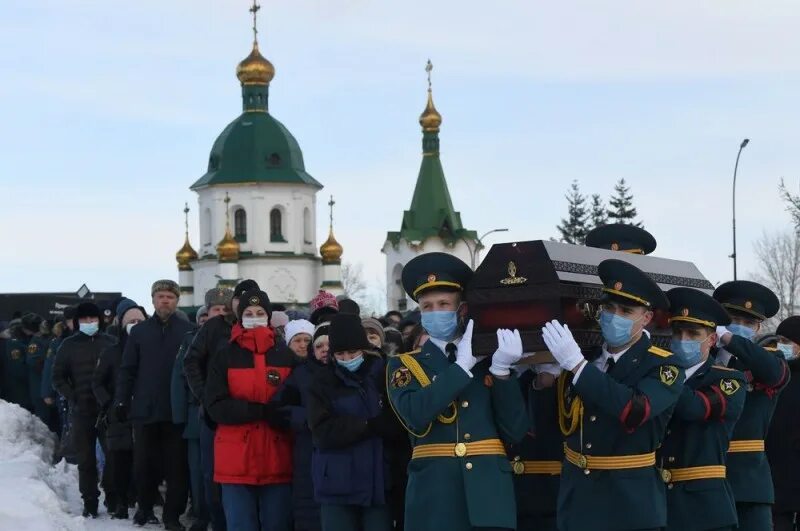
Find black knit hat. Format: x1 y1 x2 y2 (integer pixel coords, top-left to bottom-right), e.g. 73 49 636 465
237 289 271 321
21 313 43 334
73 302 101 330
777 316 800 346
233 279 260 300
338 298 361 316
329 313 372 354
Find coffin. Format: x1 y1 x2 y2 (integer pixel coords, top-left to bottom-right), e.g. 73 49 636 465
465 240 713 358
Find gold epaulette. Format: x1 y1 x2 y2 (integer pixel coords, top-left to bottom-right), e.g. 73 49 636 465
648 346 672 358
388 349 420 359
712 365 738 372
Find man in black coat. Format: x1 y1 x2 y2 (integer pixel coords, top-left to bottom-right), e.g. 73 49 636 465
51 302 116 518
767 316 800 531
115 280 194 530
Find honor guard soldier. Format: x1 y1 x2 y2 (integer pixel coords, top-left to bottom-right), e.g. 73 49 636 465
507 362 563 531
713 281 790 530
585 223 657 255
386 252 529 531
659 288 747 531
542 259 685 531
766 316 800 531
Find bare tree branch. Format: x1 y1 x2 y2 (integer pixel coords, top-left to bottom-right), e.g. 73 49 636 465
750 229 800 331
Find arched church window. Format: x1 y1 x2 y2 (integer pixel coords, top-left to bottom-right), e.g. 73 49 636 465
234 208 247 242
303 208 312 244
270 208 285 242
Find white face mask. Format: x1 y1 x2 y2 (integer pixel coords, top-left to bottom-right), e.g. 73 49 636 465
125 322 137 335
242 316 270 329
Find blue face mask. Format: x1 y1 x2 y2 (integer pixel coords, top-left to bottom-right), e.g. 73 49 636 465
728 323 756 342
670 339 706 367
79 322 99 337
599 310 640 348
777 343 797 360
421 310 459 341
336 353 364 372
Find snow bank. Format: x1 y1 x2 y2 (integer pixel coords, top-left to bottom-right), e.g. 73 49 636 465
0 400 85 531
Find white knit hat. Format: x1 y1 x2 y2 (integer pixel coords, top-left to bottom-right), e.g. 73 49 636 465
285 319 315 344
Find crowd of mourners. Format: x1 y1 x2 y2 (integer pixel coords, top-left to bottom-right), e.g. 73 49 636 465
0 279 424 531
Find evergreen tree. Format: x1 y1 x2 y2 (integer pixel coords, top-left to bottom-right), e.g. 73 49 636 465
588 193 608 230
607 178 642 227
557 180 589 244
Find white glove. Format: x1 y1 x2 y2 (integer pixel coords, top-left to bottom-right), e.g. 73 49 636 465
490 329 523 377
455 320 478 375
541 320 584 371
715 325 731 348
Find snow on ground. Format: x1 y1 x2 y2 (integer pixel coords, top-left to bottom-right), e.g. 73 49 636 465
0 400 147 531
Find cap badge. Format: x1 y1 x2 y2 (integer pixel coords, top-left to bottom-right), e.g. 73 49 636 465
249 296 260 305
745 301 753 309
500 260 528 286
681 308 689 317
611 242 620 251
427 274 437 283
614 281 623 291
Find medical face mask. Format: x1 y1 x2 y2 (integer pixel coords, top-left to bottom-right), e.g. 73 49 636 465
242 316 270 329
670 336 711 367
777 343 797 360
79 322 99 336
599 310 643 348
728 323 756 342
421 310 459 341
336 353 364 372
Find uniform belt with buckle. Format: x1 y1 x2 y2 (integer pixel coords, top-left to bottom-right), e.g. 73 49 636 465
659 465 726 483
510 458 562 476
564 444 656 470
727 439 765 453
411 439 506 459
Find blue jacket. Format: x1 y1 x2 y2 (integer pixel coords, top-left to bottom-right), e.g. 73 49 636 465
171 330 201 439
115 314 195 424
308 354 398 507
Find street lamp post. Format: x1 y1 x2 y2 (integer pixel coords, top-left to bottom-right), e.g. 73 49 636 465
462 228 509 270
731 138 749 281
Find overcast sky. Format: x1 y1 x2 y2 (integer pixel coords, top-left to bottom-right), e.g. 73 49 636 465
1 0 798 314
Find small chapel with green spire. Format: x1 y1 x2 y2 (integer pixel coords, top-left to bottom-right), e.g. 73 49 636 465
383 61 479 311
175 2 343 307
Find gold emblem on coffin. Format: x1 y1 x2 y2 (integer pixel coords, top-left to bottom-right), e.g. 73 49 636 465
500 261 528 286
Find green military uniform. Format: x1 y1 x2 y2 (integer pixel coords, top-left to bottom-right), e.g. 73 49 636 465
507 367 562 531
659 287 747 531
713 281 789 531
1 336 34 411
386 252 529 531
552 259 685 531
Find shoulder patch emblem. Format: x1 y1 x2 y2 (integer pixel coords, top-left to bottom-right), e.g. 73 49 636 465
27 344 38 354
720 378 741 396
390 367 411 389
660 365 679 386
10 349 21 360
649 346 672 358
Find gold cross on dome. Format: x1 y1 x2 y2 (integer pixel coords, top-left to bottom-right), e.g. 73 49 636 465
249 1 261 44
425 59 433 90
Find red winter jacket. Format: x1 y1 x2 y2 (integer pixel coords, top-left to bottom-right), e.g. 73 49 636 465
205 324 296 485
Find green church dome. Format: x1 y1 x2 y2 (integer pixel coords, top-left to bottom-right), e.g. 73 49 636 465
191 38 321 191
191 112 321 190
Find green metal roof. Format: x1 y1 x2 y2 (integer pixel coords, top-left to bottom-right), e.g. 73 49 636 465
191 110 321 190
386 130 476 246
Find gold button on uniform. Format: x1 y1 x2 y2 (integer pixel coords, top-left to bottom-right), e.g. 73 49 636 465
461 401 469 408
454 443 467 457
466 462 473 470
583 469 591 476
